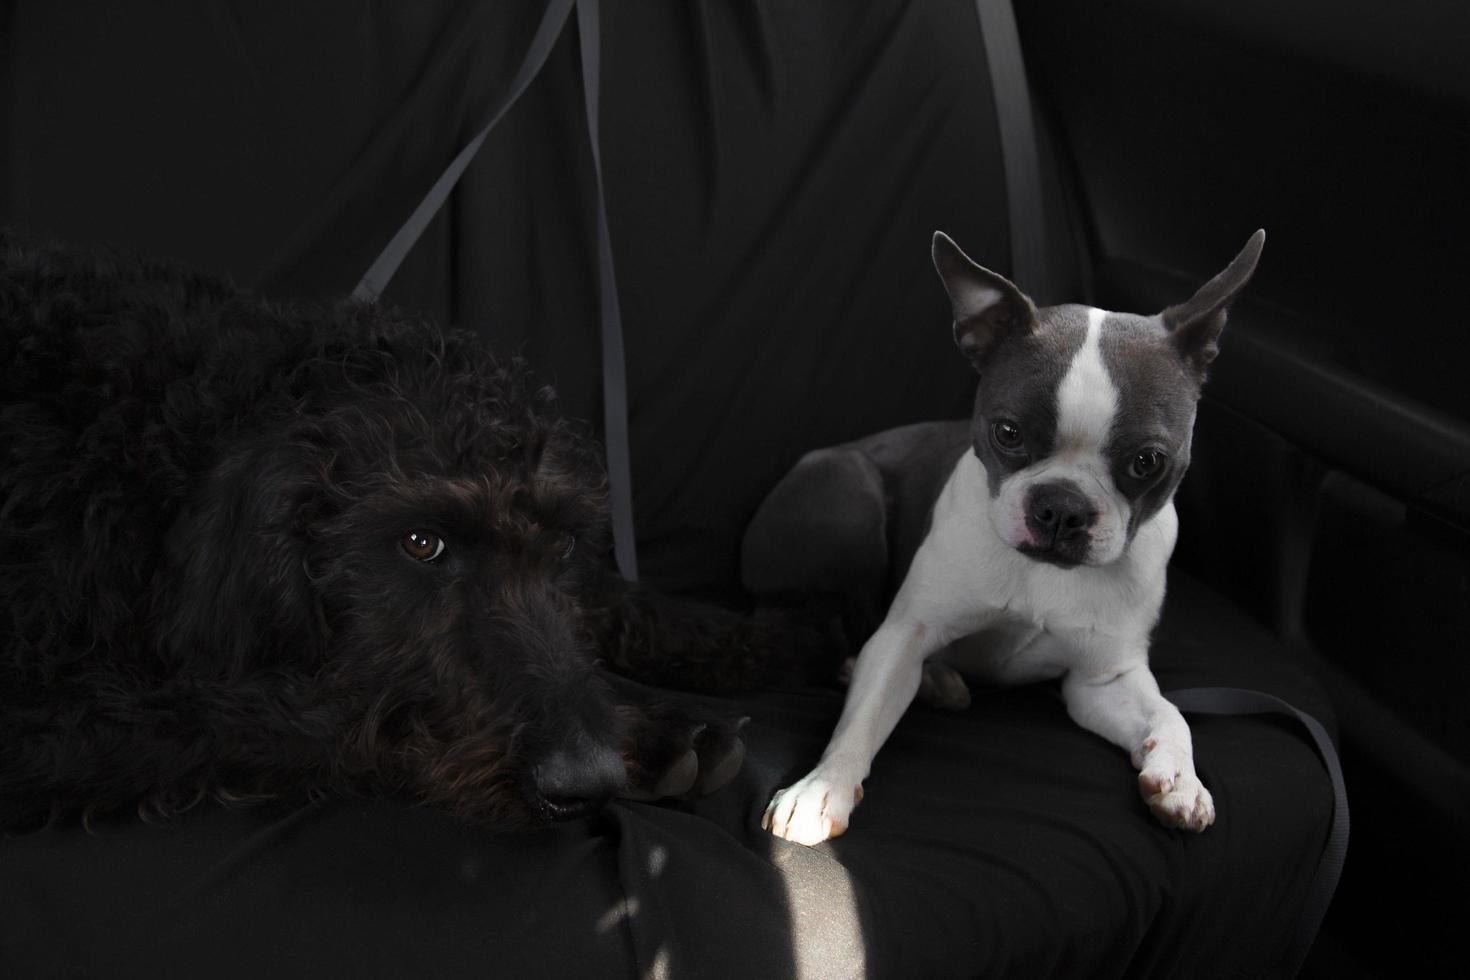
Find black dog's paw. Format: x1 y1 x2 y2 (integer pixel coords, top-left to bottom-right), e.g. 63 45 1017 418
690 715 748 795
609 681 749 801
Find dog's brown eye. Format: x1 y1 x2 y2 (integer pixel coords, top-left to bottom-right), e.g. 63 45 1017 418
1128 450 1165 480
402 530 445 562
991 420 1024 453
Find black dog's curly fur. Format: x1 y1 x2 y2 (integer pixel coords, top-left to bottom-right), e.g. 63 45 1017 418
0 232 831 831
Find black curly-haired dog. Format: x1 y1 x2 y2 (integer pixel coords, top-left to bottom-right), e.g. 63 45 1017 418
0 232 825 831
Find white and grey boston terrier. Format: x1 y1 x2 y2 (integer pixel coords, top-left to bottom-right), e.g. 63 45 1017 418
754 229 1265 845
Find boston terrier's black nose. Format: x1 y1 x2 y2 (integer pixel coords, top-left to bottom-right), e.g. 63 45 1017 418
1026 482 1097 543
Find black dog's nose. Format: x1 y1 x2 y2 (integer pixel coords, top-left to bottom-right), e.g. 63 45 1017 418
1026 482 1097 540
532 742 626 821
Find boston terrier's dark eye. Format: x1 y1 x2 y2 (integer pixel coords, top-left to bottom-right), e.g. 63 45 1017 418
991 420 1025 454
1127 450 1166 480
402 530 446 562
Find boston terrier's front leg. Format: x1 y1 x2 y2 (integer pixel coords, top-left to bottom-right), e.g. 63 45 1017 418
763 616 953 845
1062 656 1215 831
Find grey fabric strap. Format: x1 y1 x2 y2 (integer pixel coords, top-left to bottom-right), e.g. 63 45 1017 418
973 0 1063 303
353 0 574 304
575 0 638 581
1165 686 1350 978
971 5 1343 969
353 0 639 581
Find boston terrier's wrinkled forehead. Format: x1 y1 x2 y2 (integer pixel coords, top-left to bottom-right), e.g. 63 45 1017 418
969 305 1199 467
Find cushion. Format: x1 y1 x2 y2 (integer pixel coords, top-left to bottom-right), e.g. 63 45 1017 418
0 572 1335 978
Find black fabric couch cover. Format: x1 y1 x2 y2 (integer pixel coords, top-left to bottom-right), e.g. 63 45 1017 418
2 575 1334 978
1 2 1338 976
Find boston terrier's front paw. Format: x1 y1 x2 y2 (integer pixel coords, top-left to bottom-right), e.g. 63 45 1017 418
762 768 864 846
1137 741 1215 832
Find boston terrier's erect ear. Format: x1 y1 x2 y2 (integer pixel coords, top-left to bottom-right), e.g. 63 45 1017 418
932 231 1038 370
1162 229 1265 382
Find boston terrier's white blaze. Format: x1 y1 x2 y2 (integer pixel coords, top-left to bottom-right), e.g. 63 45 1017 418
758 229 1265 845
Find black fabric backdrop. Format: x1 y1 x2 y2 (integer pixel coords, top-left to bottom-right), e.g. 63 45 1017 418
2 2 1333 977
2 0 1091 601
